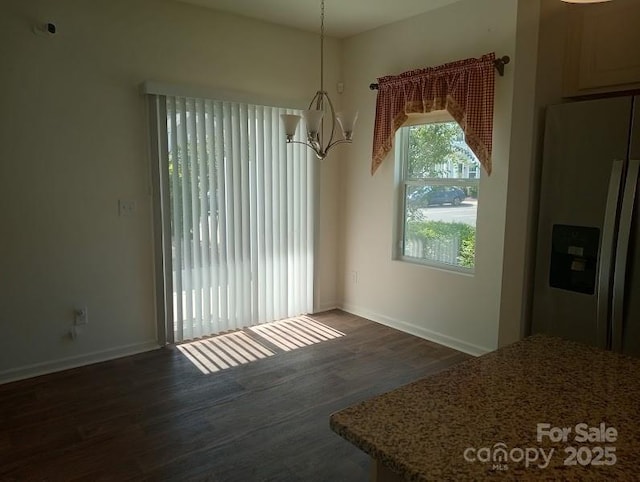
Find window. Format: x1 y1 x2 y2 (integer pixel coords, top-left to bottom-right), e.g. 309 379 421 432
396 117 480 271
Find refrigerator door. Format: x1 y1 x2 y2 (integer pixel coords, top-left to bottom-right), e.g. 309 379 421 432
612 160 640 352
532 97 633 348
621 97 640 356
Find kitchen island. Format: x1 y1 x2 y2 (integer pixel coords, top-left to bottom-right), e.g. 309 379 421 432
330 334 640 480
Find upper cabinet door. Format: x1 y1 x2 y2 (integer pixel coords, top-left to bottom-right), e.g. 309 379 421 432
564 0 640 97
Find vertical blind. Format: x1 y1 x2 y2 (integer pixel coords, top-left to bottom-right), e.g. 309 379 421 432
163 96 315 343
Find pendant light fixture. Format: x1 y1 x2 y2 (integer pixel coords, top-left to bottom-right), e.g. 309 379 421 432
281 0 357 160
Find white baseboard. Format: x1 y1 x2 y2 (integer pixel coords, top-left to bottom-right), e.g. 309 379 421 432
0 340 161 385
340 303 492 357
314 301 340 313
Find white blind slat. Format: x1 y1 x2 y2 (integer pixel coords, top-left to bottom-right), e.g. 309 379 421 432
256 106 267 324
278 109 288 319
196 99 210 336
178 98 193 341
264 108 274 322
187 98 203 338
205 99 219 332
214 101 229 331
168 98 184 341
248 104 259 325
240 103 251 326
224 101 236 331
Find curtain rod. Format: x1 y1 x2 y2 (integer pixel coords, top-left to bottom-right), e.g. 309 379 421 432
368 55 510 90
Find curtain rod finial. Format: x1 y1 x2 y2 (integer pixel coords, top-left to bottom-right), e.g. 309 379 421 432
493 55 510 76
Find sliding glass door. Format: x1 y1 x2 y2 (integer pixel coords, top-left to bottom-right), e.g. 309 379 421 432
151 94 315 343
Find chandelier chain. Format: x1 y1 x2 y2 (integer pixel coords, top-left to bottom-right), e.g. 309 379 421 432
320 0 324 94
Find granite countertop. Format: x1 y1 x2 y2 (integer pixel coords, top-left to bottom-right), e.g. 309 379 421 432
330 334 640 480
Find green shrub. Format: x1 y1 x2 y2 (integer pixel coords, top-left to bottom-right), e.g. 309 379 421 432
406 220 475 268
457 230 476 268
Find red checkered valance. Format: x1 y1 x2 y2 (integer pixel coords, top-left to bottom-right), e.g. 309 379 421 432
372 53 496 175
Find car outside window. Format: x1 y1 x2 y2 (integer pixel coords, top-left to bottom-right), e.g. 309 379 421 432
396 119 480 271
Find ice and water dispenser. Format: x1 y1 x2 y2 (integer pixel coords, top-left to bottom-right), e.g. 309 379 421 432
549 224 600 295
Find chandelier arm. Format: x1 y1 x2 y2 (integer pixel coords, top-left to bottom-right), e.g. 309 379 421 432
285 140 312 147
286 139 324 159
308 91 322 111
325 138 353 150
322 91 337 151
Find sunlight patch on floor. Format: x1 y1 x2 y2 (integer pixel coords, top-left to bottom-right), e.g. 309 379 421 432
177 331 275 374
249 316 345 352
177 316 345 374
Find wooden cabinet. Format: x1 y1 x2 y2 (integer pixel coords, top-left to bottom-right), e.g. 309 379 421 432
564 0 640 97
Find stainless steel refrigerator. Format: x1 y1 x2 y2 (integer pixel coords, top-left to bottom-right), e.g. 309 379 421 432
531 95 640 357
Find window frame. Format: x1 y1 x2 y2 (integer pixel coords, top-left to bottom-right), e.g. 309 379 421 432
393 117 481 274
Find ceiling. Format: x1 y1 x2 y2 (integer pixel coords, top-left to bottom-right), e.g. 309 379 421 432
176 0 464 38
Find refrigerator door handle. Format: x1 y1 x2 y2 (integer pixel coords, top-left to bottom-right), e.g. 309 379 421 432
612 159 640 352
597 160 625 349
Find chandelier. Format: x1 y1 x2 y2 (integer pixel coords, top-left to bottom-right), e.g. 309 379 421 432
281 0 357 160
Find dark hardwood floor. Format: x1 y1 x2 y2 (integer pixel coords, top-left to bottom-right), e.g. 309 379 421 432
0 310 471 481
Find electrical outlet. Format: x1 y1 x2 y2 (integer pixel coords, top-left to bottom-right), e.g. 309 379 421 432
75 306 88 325
118 199 137 216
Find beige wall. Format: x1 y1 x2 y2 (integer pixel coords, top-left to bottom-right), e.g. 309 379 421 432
0 0 342 380
497 0 542 346
338 0 541 355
